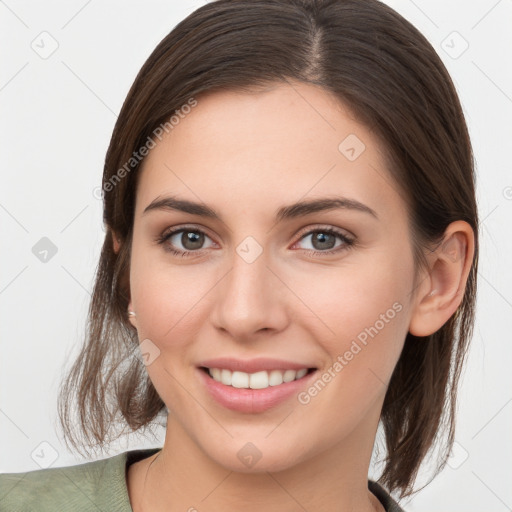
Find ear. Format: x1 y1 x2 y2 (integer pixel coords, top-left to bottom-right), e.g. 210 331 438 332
110 229 136 327
127 299 137 328
408 220 475 337
112 229 122 254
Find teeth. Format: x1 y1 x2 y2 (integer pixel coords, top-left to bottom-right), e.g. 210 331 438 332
207 367 310 389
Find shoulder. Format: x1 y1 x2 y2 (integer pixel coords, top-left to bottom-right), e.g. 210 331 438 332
0 448 159 512
368 479 406 512
0 452 127 512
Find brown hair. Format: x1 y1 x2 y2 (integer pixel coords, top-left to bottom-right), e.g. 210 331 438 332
58 0 478 499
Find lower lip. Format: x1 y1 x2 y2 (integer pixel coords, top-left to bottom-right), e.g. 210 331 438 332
197 367 317 413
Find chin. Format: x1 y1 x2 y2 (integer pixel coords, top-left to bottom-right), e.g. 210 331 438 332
202 438 309 474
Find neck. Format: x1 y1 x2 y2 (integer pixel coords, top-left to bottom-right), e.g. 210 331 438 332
129 410 385 512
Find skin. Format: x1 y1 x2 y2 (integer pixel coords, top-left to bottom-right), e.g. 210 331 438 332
113 81 474 512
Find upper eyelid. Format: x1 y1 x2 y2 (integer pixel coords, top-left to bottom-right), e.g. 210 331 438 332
295 224 354 240
160 224 217 242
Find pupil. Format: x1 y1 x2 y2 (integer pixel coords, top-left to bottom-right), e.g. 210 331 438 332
314 232 335 250
183 231 204 250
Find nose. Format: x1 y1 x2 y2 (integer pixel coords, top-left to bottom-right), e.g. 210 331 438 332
210 247 289 342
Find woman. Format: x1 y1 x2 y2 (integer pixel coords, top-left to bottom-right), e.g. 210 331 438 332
0 0 478 510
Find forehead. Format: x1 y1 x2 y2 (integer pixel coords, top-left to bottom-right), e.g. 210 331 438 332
134 82 405 222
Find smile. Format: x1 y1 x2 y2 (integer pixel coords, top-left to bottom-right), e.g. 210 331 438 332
201 367 315 389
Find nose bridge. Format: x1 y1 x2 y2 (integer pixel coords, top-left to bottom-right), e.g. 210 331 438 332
211 240 287 338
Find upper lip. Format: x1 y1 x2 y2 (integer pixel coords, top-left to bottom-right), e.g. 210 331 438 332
198 357 316 373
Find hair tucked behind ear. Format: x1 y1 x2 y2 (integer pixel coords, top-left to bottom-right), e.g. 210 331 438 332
58 0 478 499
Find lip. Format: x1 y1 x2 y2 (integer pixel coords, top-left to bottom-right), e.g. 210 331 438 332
197 366 318 414
198 357 316 373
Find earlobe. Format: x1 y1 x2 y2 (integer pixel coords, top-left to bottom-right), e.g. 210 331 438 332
111 230 135 327
408 221 475 337
127 301 137 328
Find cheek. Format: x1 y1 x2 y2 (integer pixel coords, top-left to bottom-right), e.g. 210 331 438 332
294 252 412 337
129 239 223 360
128 250 212 408
289 252 414 393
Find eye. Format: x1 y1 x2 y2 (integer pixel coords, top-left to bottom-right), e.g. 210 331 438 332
155 226 215 257
156 224 355 258
293 226 355 255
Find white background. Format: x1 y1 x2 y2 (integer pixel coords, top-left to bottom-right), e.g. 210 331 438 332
1 1 511 510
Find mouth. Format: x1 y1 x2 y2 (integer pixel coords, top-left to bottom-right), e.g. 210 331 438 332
199 366 317 390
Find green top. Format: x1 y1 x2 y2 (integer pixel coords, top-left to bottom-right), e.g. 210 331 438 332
0 448 405 511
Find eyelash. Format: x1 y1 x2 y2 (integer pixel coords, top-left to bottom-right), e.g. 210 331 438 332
155 225 355 258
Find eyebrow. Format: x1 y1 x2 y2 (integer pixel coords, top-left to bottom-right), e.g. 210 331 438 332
142 195 378 221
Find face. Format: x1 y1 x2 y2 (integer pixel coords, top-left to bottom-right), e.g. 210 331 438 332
127 81 419 473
